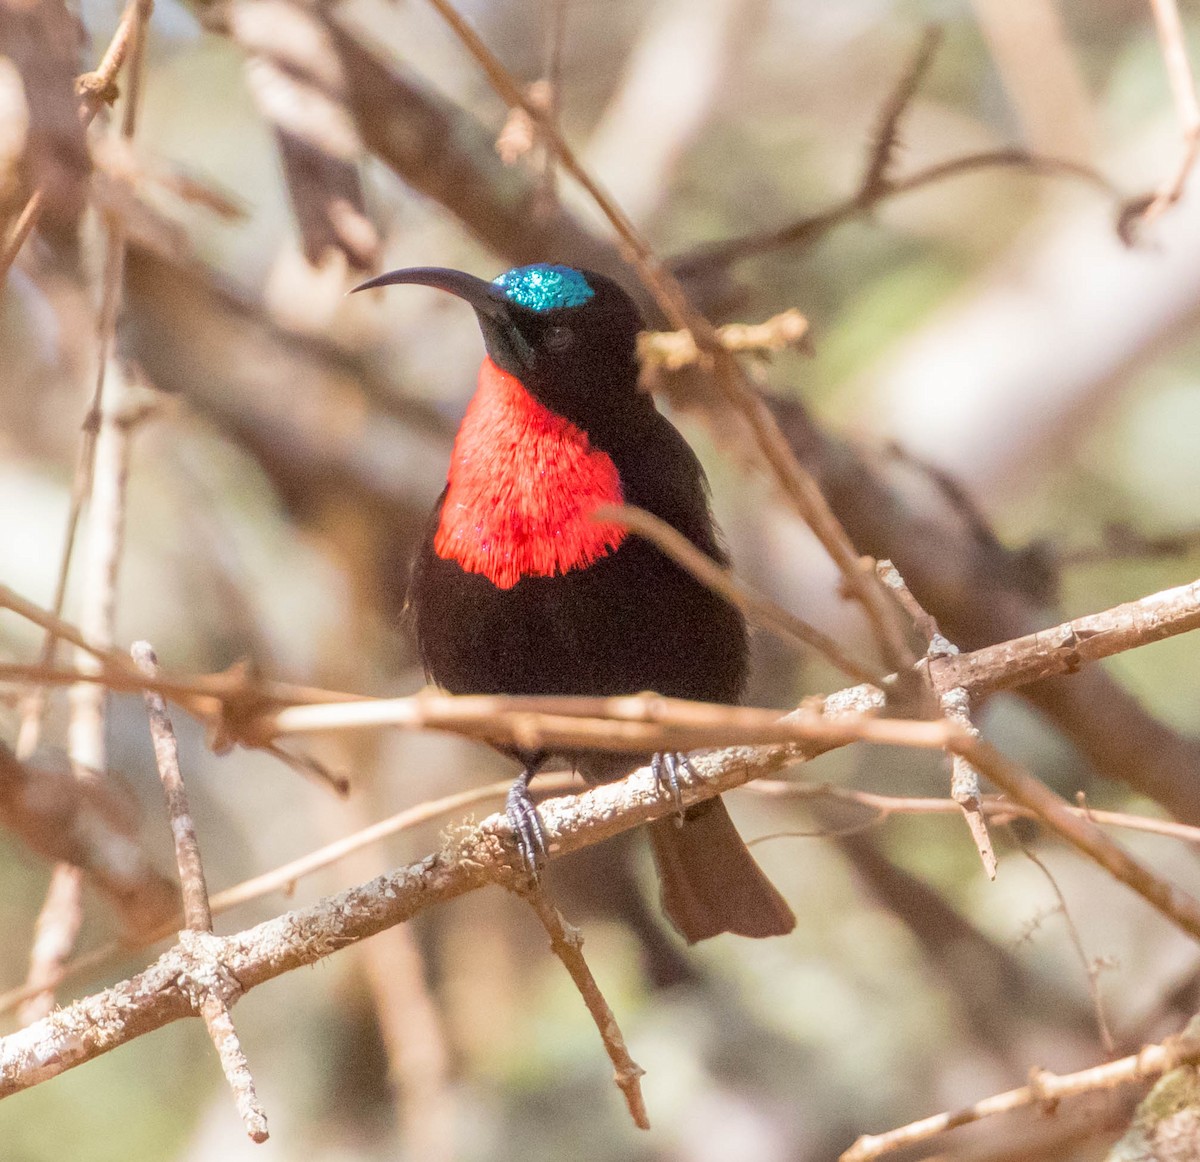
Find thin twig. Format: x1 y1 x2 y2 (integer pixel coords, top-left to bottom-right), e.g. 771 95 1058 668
929 574 1200 698
19 1 153 1021
132 641 269 1143
261 693 958 754
862 26 943 195
1017 839 1116 1055
0 190 45 295
1134 0 1200 227
747 781 1200 847
597 503 881 683
0 0 146 282
132 643 212 931
199 988 269 1143
521 887 649 1129
1 570 1193 710
537 0 567 210
3 576 1200 773
0 590 367 717
875 558 940 646
637 309 811 371
670 149 1120 276
957 737 1200 944
0 584 144 673
840 1023 1200 1161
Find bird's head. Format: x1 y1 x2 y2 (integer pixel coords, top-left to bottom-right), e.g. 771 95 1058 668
352 263 645 428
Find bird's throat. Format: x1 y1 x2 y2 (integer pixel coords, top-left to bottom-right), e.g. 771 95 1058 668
434 359 627 589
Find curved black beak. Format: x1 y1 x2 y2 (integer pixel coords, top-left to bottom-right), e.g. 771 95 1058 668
351 266 532 371
351 266 503 316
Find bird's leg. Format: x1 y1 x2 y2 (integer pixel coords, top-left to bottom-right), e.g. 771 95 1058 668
651 751 694 827
506 757 549 876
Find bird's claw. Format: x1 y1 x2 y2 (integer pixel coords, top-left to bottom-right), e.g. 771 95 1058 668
506 778 549 876
652 751 693 826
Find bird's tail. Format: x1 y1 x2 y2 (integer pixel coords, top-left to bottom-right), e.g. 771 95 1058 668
647 796 795 944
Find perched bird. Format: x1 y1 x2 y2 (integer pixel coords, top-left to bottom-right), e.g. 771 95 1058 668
353 262 794 943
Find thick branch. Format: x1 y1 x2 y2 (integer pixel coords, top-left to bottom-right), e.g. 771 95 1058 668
933 576 1200 696
0 709 856 1099
6 661 1200 1100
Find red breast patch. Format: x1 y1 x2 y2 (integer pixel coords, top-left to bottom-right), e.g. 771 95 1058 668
434 359 627 589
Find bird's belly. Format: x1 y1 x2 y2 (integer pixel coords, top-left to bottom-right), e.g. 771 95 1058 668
412 538 747 705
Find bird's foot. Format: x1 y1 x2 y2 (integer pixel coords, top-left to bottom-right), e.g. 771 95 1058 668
651 751 694 827
506 768 549 876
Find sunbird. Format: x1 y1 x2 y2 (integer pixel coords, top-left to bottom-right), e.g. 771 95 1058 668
354 263 794 943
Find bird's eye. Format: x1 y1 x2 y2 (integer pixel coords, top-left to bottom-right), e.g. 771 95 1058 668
544 325 574 353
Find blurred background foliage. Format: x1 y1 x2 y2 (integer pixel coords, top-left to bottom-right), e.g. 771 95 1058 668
2 0 1200 1159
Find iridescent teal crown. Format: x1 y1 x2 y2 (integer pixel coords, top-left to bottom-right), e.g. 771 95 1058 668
492 264 594 312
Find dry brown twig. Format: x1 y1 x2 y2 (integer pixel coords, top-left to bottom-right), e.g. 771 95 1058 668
520 886 649 1129
0 580 372 727
954 734 1200 942
132 644 212 929
1017 839 1116 1056
1130 0 1200 229
132 642 269 1142
668 31 1120 275
862 25 942 195
747 781 1200 849
2 576 1198 773
927 574 1200 698
637 309 811 372
876 560 997 879
260 691 957 754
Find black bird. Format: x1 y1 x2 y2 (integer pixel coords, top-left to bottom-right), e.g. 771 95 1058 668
354 262 794 943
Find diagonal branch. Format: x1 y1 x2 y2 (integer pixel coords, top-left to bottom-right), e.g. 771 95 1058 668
521 886 649 1129
5 672 1200 1103
841 1018 1200 1161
